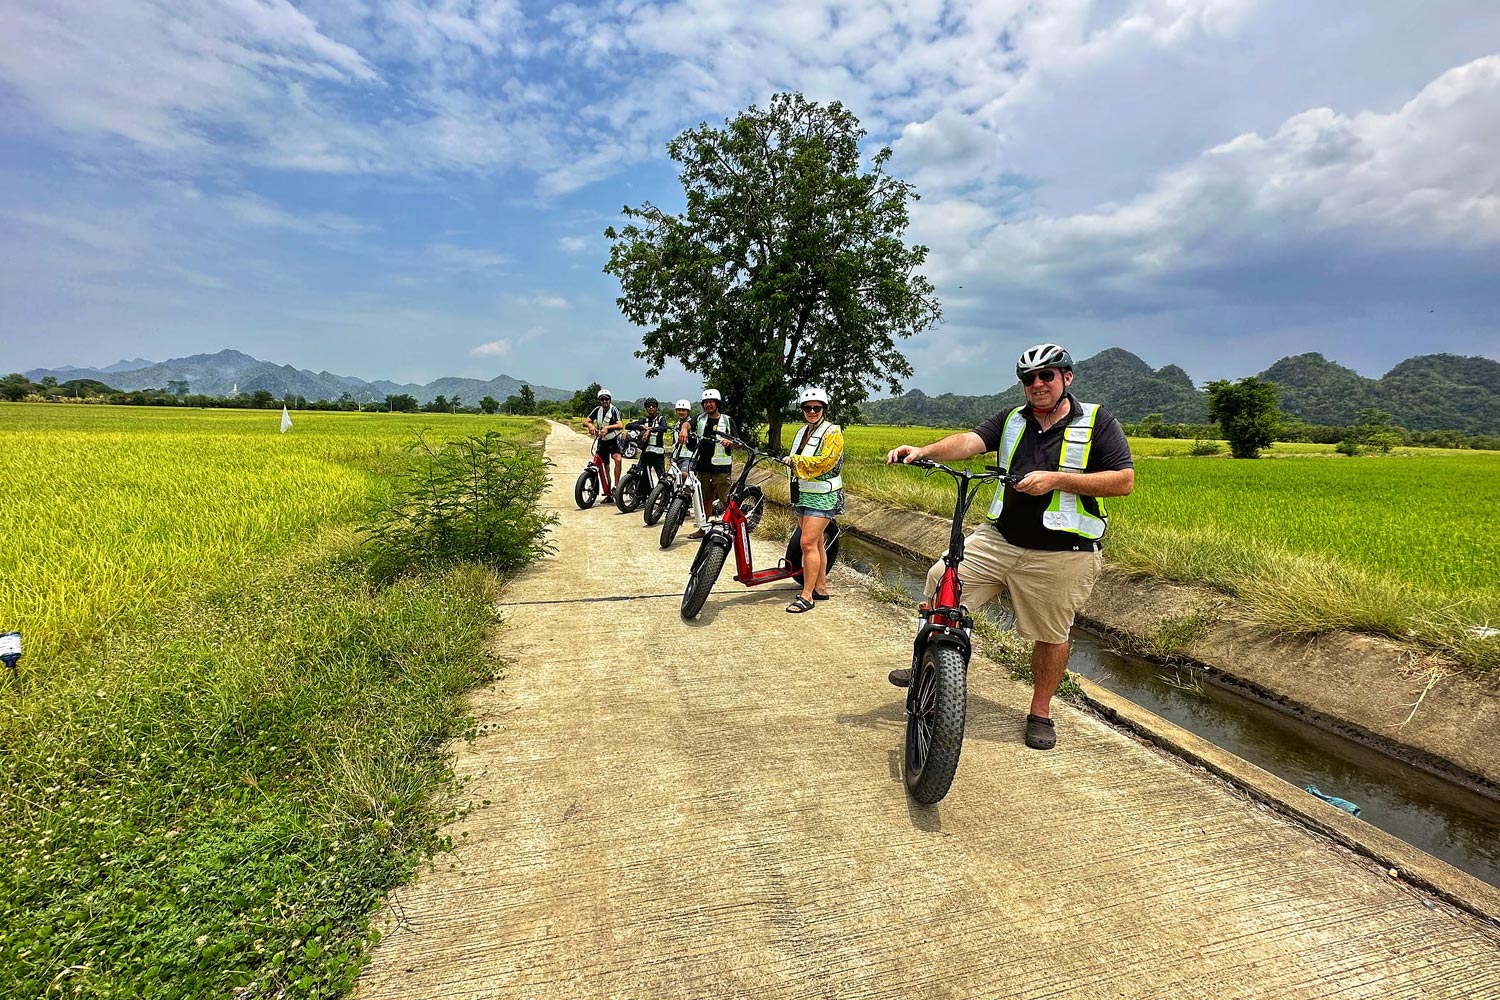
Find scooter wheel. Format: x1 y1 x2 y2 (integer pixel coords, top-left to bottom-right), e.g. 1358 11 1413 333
574 468 599 509
681 535 728 619
904 643 968 804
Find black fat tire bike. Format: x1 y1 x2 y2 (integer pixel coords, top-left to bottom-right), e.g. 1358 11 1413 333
613 427 659 514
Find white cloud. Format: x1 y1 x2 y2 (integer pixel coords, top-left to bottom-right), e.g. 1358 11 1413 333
923 54 1500 310
559 235 590 253
529 294 571 309
428 242 511 270
470 338 512 357
217 193 372 236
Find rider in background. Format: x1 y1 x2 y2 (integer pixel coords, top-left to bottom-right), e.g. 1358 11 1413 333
884 344 1134 751
626 397 668 484
688 388 734 539
583 389 623 500
670 399 697 477
780 388 843 613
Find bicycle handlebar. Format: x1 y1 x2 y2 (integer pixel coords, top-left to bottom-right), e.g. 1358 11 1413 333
903 458 1018 487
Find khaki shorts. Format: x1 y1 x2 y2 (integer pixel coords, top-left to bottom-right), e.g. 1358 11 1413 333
702 472 732 514
924 528 1104 644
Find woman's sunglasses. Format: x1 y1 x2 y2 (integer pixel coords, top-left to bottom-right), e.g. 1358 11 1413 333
801 404 825 413
1020 370 1059 386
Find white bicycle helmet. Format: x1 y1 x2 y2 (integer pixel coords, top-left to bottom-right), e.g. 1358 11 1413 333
797 387 829 407
597 388 613 400
1015 344 1073 377
701 388 722 402
673 399 691 411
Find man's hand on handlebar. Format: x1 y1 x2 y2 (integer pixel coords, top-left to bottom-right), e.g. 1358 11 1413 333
886 444 923 465
1013 470 1061 495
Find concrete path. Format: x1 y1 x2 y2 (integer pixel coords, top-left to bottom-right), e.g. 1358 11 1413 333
356 423 1500 999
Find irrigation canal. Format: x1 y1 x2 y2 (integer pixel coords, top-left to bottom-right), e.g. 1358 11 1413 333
840 535 1500 889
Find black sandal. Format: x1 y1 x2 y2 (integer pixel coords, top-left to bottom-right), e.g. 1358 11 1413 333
786 596 815 613
1025 714 1057 751
812 591 831 601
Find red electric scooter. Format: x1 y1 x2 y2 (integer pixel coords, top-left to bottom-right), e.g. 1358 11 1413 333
573 434 617 509
680 438 840 619
898 459 1018 804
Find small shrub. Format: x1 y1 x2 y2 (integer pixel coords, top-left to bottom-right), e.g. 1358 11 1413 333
1188 438 1223 457
1335 438 1362 457
364 432 558 577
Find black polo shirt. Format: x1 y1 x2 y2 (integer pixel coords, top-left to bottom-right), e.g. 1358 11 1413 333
693 414 730 475
972 393 1133 552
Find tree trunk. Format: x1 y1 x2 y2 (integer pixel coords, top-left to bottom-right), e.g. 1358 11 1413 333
766 409 784 455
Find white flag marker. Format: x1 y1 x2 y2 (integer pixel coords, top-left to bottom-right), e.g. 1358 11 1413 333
280 406 293 433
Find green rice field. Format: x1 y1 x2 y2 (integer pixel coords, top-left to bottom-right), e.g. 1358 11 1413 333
0 403 548 997
838 424 1500 671
1 404 541 663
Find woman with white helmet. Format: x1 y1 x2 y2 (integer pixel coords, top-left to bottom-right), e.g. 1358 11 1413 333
780 387 844 612
670 399 697 475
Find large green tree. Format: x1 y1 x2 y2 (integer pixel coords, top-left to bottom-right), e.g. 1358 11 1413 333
605 93 940 449
1206 377 1281 459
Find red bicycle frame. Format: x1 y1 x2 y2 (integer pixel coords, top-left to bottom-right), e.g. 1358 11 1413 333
588 436 614 493
721 495 798 586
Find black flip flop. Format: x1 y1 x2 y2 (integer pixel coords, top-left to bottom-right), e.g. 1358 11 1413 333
812 591 831 601
786 596 816 614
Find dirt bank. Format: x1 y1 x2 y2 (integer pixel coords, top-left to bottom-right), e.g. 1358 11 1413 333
355 424 1500 998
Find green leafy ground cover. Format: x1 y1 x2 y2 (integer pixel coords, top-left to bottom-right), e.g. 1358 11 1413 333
0 405 549 997
839 425 1499 671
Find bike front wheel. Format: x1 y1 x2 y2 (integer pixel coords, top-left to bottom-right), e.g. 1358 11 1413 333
660 494 688 548
616 469 645 513
904 643 968 804
574 468 599 509
643 480 672 526
681 536 728 619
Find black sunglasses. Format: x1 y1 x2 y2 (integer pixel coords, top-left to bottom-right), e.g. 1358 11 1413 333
1020 370 1059 386
801 404 825 413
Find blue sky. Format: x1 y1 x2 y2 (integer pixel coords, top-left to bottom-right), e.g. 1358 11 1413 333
2 0 1498 398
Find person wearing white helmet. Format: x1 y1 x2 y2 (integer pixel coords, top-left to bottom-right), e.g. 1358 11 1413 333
884 344 1134 750
687 388 735 538
780 387 844 613
670 399 697 476
583 389 624 499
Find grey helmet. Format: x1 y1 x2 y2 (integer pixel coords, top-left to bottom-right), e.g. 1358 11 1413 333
1016 343 1073 377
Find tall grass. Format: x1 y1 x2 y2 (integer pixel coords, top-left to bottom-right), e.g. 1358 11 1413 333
842 423 1500 671
0 405 549 997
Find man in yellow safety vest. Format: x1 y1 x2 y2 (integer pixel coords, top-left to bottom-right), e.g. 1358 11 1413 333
884 344 1134 750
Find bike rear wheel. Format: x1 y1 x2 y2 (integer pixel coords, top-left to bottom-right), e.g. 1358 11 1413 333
574 468 599 509
681 535 728 619
904 643 968 804
643 480 672 525
616 469 646 513
659 493 688 548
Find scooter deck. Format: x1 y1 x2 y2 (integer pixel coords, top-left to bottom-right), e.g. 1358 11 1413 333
736 563 797 586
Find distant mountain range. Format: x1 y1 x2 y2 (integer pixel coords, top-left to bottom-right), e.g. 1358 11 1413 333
20 346 1499 434
861 349 1500 435
23 349 570 406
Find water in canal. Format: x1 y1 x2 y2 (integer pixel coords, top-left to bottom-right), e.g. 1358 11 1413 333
840 535 1500 889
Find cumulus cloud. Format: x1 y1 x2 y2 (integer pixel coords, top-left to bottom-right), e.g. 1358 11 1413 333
924 55 1500 313
559 235 589 252
470 338 512 357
